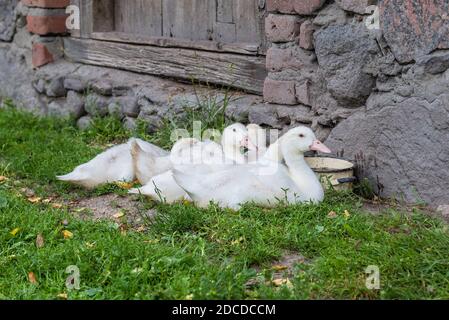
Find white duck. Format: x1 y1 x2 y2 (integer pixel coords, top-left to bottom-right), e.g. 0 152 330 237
57 138 168 189
131 123 256 185
247 123 267 162
172 126 332 210
129 123 258 202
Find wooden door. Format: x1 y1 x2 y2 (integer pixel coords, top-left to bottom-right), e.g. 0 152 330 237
111 0 265 48
67 0 267 94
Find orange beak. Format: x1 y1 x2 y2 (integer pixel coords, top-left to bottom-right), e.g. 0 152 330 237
241 136 258 151
310 140 332 154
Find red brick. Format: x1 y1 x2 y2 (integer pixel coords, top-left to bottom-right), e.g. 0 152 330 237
263 78 297 105
293 0 326 15
265 14 301 43
266 47 306 72
267 0 326 15
299 20 316 50
22 0 70 8
27 15 68 35
267 0 295 13
32 42 54 68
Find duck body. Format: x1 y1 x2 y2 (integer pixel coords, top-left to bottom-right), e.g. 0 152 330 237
57 138 168 189
130 123 256 202
173 126 332 210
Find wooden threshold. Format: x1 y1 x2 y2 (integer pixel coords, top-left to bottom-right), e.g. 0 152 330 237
64 37 267 94
90 32 263 56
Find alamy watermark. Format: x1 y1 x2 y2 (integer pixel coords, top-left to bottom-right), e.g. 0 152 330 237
65 265 81 290
365 265 381 290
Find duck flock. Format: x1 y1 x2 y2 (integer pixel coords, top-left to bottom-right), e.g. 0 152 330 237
57 124 332 210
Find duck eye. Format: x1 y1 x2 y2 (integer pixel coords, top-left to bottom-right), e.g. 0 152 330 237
299 134 305 138
233 129 237 132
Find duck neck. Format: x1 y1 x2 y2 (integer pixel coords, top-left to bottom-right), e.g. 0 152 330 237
282 147 324 203
223 144 246 164
262 140 282 162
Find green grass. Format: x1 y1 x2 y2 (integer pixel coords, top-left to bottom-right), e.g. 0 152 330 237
0 106 448 300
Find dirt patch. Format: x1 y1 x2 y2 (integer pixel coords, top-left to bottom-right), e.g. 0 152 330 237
246 251 309 289
69 194 157 228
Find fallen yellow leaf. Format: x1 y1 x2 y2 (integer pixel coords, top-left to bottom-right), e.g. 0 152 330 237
57 293 68 300
36 234 45 248
272 278 293 289
113 211 125 219
185 294 194 300
28 272 38 284
0 176 7 182
42 198 52 204
10 228 20 236
343 210 351 218
27 196 42 204
115 181 133 190
272 265 289 271
62 230 73 239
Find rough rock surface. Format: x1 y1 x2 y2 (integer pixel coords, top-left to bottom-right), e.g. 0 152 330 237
327 60 449 207
0 0 18 42
380 0 449 63
314 23 379 107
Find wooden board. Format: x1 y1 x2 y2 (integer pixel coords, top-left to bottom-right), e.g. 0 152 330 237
114 0 162 36
162 0 213 40
64 37 266 94
91 32 260 55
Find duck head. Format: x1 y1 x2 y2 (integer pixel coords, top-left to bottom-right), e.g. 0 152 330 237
222 123 258 153
280 126 332 155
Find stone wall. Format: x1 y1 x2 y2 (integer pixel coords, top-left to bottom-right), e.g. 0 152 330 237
0 0 448 208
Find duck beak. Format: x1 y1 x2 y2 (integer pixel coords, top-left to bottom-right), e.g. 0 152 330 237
241 136 258 151
310 140 332 154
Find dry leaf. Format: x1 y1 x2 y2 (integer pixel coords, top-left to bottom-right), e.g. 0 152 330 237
42 198 53 204
62 230 73 239
185 294 194 300
343 210 351 218
115 181 133 190
113 211 125 219
272 265 289 271
327 211 338 219
36 234 45 248
0 176 7 182
57 293 68 300
136 226 146 233
272 278 293 289
51 203 63 209
28 272 38 284
27 196 42 204
10 228 20 236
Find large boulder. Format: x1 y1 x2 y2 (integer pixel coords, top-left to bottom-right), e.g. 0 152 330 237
0 0 18 42
326 62 449 207
380 0 449 63
314 23 380 107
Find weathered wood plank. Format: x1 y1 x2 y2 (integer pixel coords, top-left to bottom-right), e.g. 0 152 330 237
64 37 266 94
115 0 162 36
93 0 114 32
217 0 234 23
91 31 260 55
79 0 93 38
162 0 213 40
